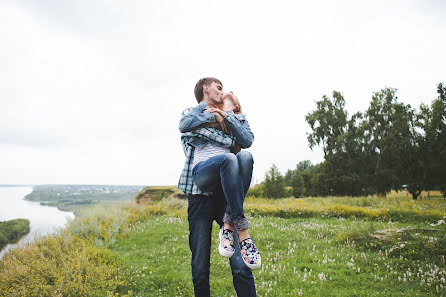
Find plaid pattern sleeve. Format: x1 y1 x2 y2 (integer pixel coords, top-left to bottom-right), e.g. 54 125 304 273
178 128 235 196
183 127 236 148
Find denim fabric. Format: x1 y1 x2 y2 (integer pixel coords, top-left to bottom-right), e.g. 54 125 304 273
178 101 254 196
188 192 256 297
179 101 254 149
192 151 254 231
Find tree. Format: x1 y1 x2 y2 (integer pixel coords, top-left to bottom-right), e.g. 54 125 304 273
306 92 367 196
306 91 348 157
284 169 294 187
291 171 304 197
430 83 446 196
363 88 414 196
263 164 286 198
295 160 313 173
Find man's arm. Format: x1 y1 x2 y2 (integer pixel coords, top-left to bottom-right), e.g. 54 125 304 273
207 107 254 148
182 127 236 148
179 102 216 133
225 112 254 148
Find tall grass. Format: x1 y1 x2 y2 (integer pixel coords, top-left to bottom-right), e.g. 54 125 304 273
0 233 125 297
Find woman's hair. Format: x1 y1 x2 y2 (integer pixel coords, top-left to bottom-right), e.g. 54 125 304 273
194 77 222 103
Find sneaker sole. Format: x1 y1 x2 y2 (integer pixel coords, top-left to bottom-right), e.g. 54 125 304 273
244 258 261 270
218 245 235 258
218 230 235 258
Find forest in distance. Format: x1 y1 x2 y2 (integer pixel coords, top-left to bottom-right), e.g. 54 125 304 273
255 83 446 200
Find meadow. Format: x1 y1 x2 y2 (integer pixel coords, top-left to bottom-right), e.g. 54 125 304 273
0 192 445 296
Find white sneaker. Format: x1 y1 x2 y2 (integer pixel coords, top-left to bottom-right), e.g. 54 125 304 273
218 227 235 258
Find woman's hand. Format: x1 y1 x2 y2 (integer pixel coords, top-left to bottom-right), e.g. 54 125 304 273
204 107 230 134
207 107 227 118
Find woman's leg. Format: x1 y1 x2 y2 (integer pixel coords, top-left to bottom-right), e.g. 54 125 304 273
193 153 248 233
224 151 254 231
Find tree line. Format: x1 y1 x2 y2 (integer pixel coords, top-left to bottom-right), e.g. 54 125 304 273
253 83 446 199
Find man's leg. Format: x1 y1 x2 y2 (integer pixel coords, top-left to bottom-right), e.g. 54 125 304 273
230 230 257 297
213 191 257 297
188 195 214 297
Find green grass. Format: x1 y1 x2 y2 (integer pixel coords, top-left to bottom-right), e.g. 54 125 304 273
0 218 30 250
109 213 445 296
1 194 445 296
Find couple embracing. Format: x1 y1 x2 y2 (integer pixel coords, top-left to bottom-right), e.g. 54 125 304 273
178 77 260 296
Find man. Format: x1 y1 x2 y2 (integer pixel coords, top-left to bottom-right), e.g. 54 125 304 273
178 77 257 297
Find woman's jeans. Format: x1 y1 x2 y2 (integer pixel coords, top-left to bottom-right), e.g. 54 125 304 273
192 151 254 231
188 192 256 297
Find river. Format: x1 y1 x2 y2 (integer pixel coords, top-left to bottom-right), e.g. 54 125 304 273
0 186 74 259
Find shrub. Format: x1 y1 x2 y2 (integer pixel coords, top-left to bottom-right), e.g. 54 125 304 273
0 218 30 250
0 234 127 297
247 184 264 198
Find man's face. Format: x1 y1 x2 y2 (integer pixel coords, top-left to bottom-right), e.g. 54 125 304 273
204 82 224 105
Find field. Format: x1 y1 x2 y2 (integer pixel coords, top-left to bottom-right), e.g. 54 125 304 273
1 191 445 296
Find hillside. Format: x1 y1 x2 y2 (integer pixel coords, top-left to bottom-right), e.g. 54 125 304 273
1 192 445 296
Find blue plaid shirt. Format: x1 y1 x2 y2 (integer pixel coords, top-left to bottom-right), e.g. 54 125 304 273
178 102 254 196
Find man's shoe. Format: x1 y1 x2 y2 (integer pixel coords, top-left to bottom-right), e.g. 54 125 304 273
240 238 261 270
218 227 235 258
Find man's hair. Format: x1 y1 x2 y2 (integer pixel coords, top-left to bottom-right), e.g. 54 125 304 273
194 77 222 103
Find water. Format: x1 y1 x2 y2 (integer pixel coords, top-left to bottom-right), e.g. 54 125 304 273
0 186 74 259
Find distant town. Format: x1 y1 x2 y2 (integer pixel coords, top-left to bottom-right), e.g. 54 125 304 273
22 184 145 214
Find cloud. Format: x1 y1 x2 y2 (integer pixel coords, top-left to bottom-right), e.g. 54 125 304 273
1 0 445 184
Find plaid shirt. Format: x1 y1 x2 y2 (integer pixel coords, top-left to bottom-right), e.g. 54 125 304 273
178 127 235 196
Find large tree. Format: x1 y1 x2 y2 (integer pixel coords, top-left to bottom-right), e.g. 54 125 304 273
306 92 367 196
430 83 446 196
362 88 414 196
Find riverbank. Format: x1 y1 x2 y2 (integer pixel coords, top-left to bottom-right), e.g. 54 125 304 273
0 219 30 250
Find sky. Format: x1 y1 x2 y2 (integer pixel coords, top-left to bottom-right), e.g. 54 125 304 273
1 0 445 186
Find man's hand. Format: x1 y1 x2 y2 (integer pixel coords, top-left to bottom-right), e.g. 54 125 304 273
204 108 230 134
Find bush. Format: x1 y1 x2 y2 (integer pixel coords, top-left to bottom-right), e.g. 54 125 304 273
247 184 264 198
0 234 127 297
0 218 30 250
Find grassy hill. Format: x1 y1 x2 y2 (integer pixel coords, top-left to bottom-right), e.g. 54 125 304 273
133 186 186 204
1 190 445 296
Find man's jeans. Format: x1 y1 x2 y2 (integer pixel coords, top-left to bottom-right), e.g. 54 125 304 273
192 151 254 230
188 191 256 297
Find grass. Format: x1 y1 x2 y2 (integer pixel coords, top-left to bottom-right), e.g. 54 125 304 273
0 218 30 250
109 214 445 296
1 194 445 296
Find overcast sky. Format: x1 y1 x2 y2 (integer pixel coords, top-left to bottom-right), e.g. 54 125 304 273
1 0 445 186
